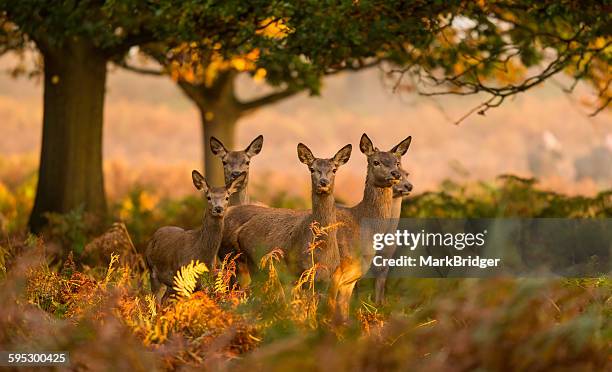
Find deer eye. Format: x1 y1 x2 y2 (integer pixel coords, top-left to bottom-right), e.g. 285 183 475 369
332 169 337 173
373 160 380 166
225 196 229 201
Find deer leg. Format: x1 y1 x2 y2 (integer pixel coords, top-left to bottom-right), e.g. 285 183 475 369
374 275 387 305
373 240 397 304
150 270 162 300
329 258 362 324
161 287 174 304
327 264 344 314
335 279 359 324
236 260 252 287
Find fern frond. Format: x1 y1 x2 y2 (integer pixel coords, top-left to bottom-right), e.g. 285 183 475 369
172 260 208 298
259 247 284 270
104 252 120 285
214 255 229 295
0 244 10 279
145 294 157 318
260 248 286 303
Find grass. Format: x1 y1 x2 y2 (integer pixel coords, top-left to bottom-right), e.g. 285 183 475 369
0 175 610 370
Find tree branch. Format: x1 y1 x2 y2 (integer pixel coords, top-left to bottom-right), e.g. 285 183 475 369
102 30 157 58
237 60 380 114
238 87 299 113
324 60 380 76
114 60 165 76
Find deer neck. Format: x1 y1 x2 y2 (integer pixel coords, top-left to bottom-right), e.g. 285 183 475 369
229 177 249 206
310 188 339 276
355 176 394 219
198 211 224 261
311 190 337 228
391 196 403 219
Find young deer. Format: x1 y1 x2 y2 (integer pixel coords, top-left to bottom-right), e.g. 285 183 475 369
222 143 352 279
374 167 412 304
144 171 245 302
329 133 412 322
210 135 263 206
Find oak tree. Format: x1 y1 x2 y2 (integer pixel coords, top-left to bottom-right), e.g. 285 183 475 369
1 1 281 231
123 0 610 184
1 0 609 230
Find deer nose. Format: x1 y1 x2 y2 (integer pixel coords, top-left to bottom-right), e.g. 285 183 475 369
391 170 401 180
319 179 330 187
230 171 242 180
405 183 413 192
213 206 224 214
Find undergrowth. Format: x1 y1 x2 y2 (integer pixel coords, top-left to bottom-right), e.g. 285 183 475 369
0 176 609 370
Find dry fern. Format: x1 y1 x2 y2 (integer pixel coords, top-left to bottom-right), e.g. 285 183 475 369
357 300 384 337
214 253 237 295
104 252 119 286
290 221 344 328
145 294 157 318
259 248 285 303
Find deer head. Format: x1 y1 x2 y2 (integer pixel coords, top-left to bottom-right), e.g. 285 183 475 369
392 168 413 198
192 170 246 217
359 133 412 188
210 135 264 187
297 143 352 194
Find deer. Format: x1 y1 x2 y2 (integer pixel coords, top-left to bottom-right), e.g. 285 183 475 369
222 143 352 280
210 135 264 206
144 170 245 303
210 135 264 281
374 167 412 304
328 133 412 322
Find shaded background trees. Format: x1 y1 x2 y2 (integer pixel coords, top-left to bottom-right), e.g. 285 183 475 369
0 0 610 231
119 0 610 184
1 0 283 231
119 39 303 186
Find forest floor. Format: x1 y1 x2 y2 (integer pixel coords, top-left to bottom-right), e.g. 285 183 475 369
0 176 610 370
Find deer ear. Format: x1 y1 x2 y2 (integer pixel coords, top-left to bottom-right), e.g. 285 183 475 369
360 133 375 156
297 143 315 166
333 144 352 166
210 136 228 158
390 136 412 157
226 172 246 194
245 135 264 157
192 170 209 192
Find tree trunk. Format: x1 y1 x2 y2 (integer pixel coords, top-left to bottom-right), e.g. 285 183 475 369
200 105 240 186
29 39 108 232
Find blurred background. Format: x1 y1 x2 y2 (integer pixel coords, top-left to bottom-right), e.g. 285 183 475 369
1 53 610 206
0 5 610 369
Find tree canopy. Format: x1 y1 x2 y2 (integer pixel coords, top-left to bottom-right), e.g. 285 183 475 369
4 1 610 114
258 0 610 120
0 0 290 231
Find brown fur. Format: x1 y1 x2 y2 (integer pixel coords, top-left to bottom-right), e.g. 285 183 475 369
210 135 264 284
374 167 412 304
144 171 244 302
210 135 263 206
222 143 352 280
328 134 412 323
